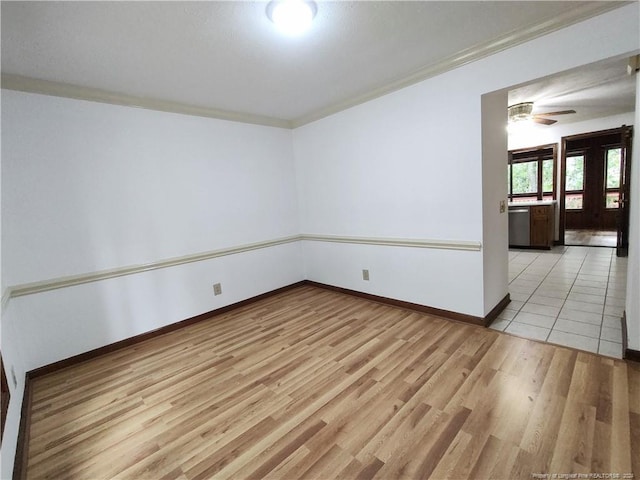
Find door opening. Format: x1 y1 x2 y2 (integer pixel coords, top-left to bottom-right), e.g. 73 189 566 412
559 126 633 253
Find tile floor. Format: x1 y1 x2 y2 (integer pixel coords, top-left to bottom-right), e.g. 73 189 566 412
490 245 627 358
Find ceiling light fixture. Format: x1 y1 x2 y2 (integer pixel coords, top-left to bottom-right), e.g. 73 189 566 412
508 102 534 123
266 0 317 36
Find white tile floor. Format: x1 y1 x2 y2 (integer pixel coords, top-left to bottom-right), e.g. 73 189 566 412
490 246 627 358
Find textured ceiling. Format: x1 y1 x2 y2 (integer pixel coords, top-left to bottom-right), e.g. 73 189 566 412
509 57 637 125
1 1 633 126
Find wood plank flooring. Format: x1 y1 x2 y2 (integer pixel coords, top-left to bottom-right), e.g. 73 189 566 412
25 285 640 479
565 230 617 247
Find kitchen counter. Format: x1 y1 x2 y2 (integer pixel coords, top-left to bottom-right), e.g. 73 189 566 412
508 202 556 249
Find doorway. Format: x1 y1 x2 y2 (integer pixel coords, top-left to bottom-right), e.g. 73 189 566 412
560 126 633 253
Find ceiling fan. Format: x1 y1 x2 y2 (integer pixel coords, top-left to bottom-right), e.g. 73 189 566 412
508 102 576 125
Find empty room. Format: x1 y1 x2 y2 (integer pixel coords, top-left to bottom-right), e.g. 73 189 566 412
1 1 640 479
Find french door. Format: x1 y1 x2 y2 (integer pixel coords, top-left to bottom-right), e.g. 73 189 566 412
617 125 633 256
560 126 633 254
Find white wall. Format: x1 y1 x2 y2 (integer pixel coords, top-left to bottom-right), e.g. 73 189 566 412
2 92 301 286
2 90 304 367
294 3 639 318
1 91 304 477
626 73 640 351
293 74 486 315
482 91 509 315
1 3 638 476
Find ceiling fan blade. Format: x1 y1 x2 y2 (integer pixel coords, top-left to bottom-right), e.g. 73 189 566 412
533 117 557 125
534 110 576 117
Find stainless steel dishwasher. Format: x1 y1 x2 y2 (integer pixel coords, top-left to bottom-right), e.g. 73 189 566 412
509 207 530 246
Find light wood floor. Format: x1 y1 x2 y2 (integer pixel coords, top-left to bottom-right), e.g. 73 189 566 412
565 229 617 247
26 285 640 479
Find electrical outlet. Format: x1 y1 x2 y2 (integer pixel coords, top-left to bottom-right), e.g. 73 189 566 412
11 366 17 388
213 283 222 296
362 269 370 281
499 200 506 213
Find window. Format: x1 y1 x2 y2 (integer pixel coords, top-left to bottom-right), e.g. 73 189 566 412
511 161 538 194
508 146 556 202
605 147 621 209
542 159 554 200
565 154 584 210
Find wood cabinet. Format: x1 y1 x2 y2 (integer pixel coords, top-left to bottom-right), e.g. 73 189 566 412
509 203 555 249
530 204 554 248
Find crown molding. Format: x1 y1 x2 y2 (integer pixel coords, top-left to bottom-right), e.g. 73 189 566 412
0 74 293 129
291 1 631 127
1 3 628 130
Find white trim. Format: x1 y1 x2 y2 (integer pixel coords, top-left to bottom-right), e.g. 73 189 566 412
5 234 481 299
9 235 300 298
300 234 482 252
1 288 12 313
0 2 623 129
291 2 625 127
0 74 293 129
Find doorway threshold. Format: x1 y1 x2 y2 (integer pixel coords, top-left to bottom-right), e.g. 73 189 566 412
565 229 616 247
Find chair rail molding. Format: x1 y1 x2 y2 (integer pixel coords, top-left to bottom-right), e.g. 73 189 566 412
5 233 482 300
